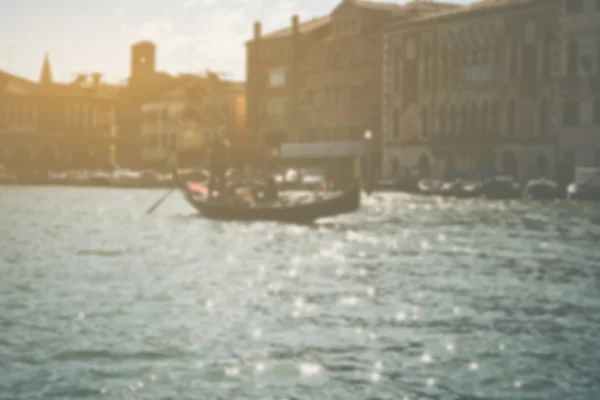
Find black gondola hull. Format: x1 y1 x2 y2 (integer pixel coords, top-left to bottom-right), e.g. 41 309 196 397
181 183 361 223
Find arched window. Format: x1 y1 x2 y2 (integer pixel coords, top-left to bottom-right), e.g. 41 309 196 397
538 98 549 137
567 39 579 76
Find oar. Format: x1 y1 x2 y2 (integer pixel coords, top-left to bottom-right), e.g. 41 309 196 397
146 188 175 214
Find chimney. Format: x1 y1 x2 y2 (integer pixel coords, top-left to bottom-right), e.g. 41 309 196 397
91 73 102 88
74 73 88 86
292 15 299 33
253 21 262 39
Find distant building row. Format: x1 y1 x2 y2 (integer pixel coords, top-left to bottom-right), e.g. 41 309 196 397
246 0 600 183
0 42 246 172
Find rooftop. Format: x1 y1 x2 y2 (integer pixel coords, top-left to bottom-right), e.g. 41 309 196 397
259 16 332 41
388 0 549 27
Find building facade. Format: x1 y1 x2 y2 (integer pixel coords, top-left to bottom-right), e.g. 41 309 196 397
382 0 561 182
297 0 454 176
245 15 330 159
556 0 600 182
199 79 246 166
246 0 453 174
0 55 118 174
140 78 246 169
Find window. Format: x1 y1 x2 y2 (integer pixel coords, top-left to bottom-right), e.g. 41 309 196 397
509 39 518 80
449 107 456 136
268 68 285 87
597 38 600 73
562 101 579 127
406 38 416 60
395 48 402 90
420 105 429 138
525 21 537 45
538 98 549 136
491 100 499 136
265 97 286 121
567 40 579 76
507 99 516 137
565 0 583 13
481 102 489 133
439 106 446 136
423 46 430 89
393 107 399 138
470 104 479 136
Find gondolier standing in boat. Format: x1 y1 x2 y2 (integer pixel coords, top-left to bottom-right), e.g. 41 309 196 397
208 130 230 198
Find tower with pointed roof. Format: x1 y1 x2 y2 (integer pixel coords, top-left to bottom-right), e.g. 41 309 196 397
39 53 53 85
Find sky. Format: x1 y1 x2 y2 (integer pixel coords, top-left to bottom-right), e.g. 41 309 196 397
0 0 469 84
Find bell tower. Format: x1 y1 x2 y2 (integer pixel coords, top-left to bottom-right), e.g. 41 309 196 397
130 41 156 80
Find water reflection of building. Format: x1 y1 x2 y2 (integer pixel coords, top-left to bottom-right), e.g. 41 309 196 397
0 55 119 174
382 0 560 182
556 0 600 182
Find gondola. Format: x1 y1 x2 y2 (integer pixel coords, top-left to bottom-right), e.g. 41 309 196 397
178 179 361 223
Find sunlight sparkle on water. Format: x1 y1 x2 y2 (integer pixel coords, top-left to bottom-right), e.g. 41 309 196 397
371 371 381 382
339 296 359 306
299 362 322 377
421 353 433 364
225 366 240 376
254 362 266 374
469 361 480 371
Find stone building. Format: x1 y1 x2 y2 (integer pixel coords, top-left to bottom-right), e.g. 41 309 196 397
0 55 119 174
246 0 453 173
199 78 246 166
382 0 561 182
296 0 454 175
139 77 245 169
556 0 600 181
245 15 330 160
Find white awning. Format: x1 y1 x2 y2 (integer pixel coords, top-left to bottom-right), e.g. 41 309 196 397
279 140 366 159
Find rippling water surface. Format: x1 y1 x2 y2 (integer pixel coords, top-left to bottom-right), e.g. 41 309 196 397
2 186 600 399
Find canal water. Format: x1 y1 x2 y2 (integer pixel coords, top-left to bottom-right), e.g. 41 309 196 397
1 186 600 399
